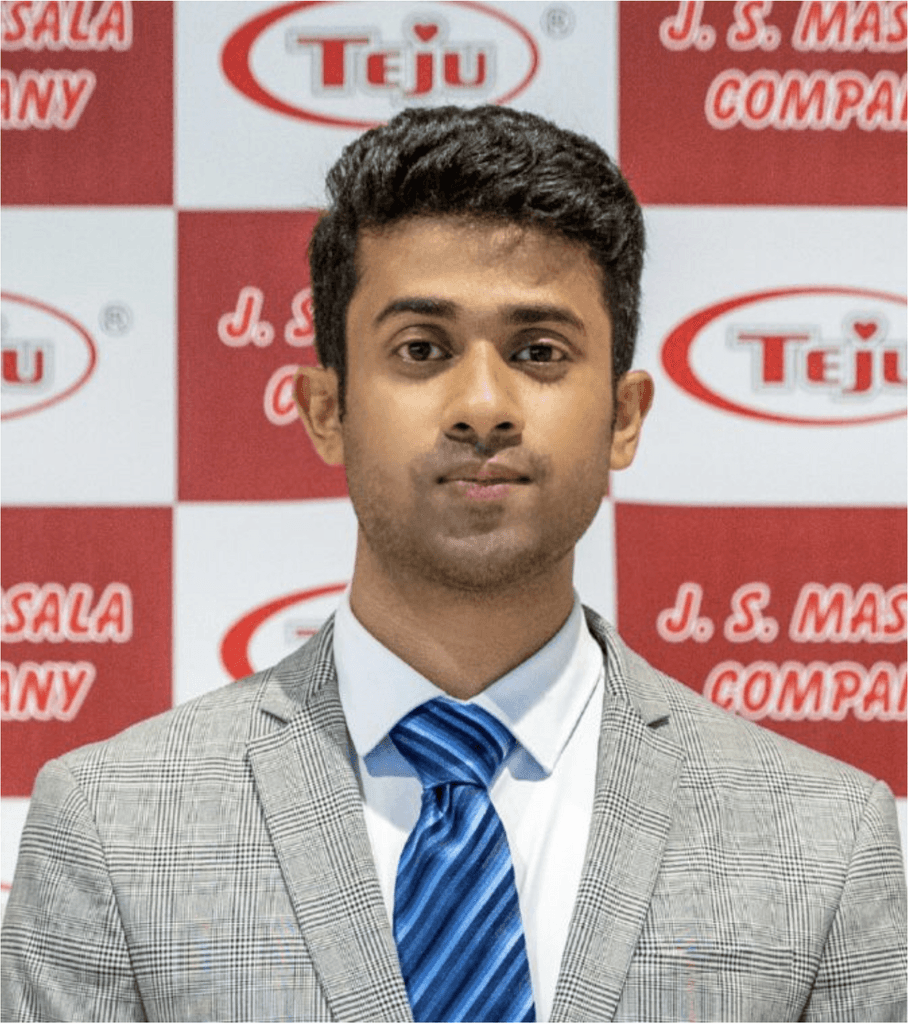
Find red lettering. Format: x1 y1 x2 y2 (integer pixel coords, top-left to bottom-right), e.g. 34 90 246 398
365 50 400 88
704 67 906 129
69 0 91 44
703 659 906 721
850 584 883 638
66 583 92 639
883 348 907 383
884 585 908 638
0 660 96 721
264 364 301 427
0 582 133 641
704 662 739 710
852 1 884 46
17 68 53 121
284 289 315 346
830 664 864 717
407 51 433 97
794 1 850 50
790 584 848 640
833 73 867 125
93 0 131 50
657 583 713 642
805 348 841 385
892 0 908 43
31 0 63 49
659 0 707 49
861 663 895 718
724 582 777 642
290 35 371 89
734 331 811 384
218 287 273 347
59 662 94 716
1 1 30 46
862 72 897 125
91 584 132 641
0 68 95 129
742 665 773 713
15 662 55 718
778 71 827 125
2 343 47 384
31 584 64 640
444 50 487 88
0 0 132 50
706 70 745 127
743 73 776 124
776 664 825 718
1 584 38 639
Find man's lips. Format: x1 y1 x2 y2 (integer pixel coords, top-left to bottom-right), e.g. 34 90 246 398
438 462 532 484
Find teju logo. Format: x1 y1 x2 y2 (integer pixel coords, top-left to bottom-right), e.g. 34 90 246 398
662 286 906 426
221 1 539 129
1 293 97 420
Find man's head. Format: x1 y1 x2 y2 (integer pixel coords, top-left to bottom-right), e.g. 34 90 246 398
307 104 645 420
297 106 653 601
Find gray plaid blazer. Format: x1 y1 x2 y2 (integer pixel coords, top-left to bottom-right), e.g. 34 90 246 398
2 608 906 1022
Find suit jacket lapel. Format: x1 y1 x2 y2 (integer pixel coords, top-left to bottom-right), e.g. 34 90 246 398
550 610 686 1023
246 617 413 1023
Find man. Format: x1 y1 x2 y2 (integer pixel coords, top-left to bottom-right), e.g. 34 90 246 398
2 106 905 1023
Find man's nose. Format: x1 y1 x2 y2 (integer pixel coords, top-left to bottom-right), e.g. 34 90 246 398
441 341 524 453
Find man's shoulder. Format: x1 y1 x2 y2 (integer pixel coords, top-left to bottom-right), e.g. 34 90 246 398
51 668 271 783
585 607 883 808
47 617 337 787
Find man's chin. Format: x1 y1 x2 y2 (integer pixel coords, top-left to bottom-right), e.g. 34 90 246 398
412 538 563 595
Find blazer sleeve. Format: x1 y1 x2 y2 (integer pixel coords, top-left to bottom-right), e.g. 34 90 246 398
801 779 908 1022
1 759 146 1023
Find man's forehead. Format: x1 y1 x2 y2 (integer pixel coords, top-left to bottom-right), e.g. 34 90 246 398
355 215 604 291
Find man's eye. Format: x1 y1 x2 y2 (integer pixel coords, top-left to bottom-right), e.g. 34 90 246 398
399 340 446 362
514 343 565 364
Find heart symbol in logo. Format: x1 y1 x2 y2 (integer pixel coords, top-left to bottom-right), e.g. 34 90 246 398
412 23 439 42
853 320 879 342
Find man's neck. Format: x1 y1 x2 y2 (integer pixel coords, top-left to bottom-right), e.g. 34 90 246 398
347 542 576 701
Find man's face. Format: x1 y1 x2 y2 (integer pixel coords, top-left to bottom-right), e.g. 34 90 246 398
300 216 649 595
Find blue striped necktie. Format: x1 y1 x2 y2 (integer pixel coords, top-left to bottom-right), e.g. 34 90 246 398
391 699 535 1023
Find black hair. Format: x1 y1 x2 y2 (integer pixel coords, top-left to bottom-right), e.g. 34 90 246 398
308 105 645 418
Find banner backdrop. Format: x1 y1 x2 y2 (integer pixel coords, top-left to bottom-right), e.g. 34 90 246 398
2 1 906 909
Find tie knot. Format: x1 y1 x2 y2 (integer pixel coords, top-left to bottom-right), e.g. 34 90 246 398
391 699 516 790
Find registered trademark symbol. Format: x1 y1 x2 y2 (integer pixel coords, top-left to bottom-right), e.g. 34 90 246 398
542 5 574 38
100 302 132 336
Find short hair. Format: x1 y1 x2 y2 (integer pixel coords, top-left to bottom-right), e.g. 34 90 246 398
309 105 645 418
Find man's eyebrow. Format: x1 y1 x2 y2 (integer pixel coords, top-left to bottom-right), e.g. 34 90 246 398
374 297 458 325
374 298 586 332
505 304 586 333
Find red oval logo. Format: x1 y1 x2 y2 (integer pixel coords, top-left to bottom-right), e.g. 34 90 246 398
1 292 98 421
662 286 907 427
221 582 347 680
221 1 540 130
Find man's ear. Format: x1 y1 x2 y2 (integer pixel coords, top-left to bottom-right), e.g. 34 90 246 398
294 364 345 466
610 370 654 470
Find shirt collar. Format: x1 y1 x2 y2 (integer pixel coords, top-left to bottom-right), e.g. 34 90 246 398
333 587 603 776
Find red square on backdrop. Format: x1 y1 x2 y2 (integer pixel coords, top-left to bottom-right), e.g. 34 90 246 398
1 2 173 205
178 211 349 502
619 2 906 206
615 504 907 795
1 507 173 796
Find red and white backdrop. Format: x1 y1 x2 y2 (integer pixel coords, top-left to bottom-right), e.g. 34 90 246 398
2 0 906 904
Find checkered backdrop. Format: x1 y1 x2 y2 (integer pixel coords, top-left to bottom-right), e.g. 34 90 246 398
2 1 906 904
